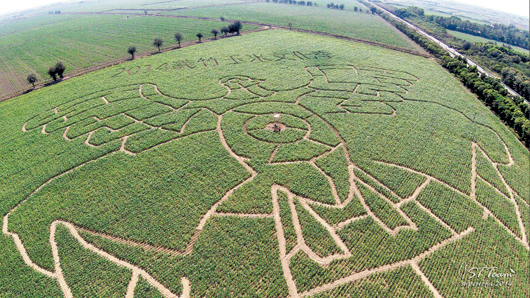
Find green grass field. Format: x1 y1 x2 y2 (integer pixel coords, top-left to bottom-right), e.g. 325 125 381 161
0 14 259 99
0 29 528 297
0 0 421 100
170 2 418 50
447 30 529 54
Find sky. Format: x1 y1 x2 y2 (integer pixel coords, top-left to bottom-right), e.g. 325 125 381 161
1 0 529 17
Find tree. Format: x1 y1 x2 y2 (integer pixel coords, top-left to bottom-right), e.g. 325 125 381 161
55 62 65 79
174 33 183 47
27 73 37 88
211 29 219 39
221 27 229 36
127 46 137 59
339 4 344 10
48 66 57 81
370 7 377 14
144 10 148 15
153 38 163 52
228 21 242 35
288 22 292 30
354 6 358 11
196 32 203 43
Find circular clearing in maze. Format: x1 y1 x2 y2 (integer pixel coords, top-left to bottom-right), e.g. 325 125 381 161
244 113 309 144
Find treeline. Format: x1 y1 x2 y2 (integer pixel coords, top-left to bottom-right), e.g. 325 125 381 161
458 42 529 74
375 10 530 146
442 56 530 144
394 6 529 50
267 0 315 5
326 3 344 9
388 5 530 102
502 68 530 100
456 42 529 100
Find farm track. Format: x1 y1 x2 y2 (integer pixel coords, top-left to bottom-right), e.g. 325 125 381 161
4 59 528 298
0 25 269 103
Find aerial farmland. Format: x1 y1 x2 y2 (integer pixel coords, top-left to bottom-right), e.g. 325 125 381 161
0 0 528 297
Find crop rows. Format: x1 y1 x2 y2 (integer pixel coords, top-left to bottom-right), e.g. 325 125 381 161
311 265 435 298
352 167 401 203
278 190 298 254
290 201 453 292
419 218 529 298
0 13 260 99
315 146 350 203
271 140 330 162
475 148 511 197
8 131 250 270
1 29 528 298
416 181 482 233
357 161 426 199
171 2 418 51
475 179 522 238
295 199 343 258
310 196 366 226
358 183 409 230
55 225 132 297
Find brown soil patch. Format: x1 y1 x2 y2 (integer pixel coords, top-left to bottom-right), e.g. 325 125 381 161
264 122 286 131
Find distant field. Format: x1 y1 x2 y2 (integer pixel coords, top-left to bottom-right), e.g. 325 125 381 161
58 0 254 13
0 0 421 100
447 30 529 54
1 29 527 297
170 2 420 51
379 0 529 30
0 14 259 99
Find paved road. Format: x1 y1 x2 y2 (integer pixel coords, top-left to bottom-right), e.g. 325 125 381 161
370 1 527 103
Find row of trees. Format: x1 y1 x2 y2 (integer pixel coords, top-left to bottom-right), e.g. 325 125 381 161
268 0 316 5
394 6 529 50
267 0 375 13
327 3 344 10
27 22 243 88
431 15 529 50
26 62 66 87
378 11 530 146
138 21 243 56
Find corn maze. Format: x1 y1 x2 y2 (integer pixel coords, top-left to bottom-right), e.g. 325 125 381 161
1 30 528 297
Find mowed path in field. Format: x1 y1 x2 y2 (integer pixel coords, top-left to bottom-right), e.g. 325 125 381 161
3 70 527 297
